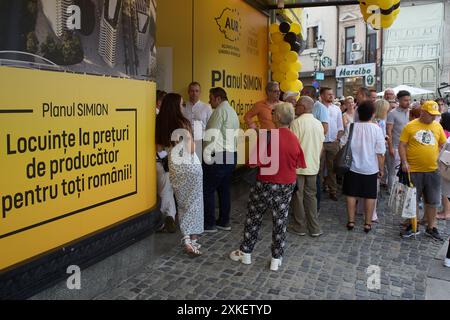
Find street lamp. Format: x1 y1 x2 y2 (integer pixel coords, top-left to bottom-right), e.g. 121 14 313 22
309 36 326 88
316 36 326 58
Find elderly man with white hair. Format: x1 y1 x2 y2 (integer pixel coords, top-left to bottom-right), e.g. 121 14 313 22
288 96 325 237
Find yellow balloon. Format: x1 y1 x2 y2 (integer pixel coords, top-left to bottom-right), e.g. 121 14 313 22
290 61 302 72
289 80 303 92
381 15 395 29
285 51 298 63
270 43 280 54
271 32 284 44
272 72 285 82
378 0 393 10
271 63 280 73
279 42 291 53
272 53 283 64
285 70 298 81
290 23 301 35
279 61 289 73
270 23 280 34
280 81 290 93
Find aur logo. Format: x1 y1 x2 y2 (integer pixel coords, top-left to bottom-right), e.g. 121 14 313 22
215 8 242 42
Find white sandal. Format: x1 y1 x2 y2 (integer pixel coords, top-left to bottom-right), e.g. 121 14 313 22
181 236 202 257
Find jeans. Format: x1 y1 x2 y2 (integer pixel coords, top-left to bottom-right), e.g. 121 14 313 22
203 152 237 228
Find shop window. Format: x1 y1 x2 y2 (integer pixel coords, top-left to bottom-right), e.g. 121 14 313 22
403 67 416 86
345 26 355 64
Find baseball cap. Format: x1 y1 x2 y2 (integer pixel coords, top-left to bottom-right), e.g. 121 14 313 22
283 91 299 101
421 100 440 116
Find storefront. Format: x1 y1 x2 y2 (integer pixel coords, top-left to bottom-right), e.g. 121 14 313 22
336 63 377 98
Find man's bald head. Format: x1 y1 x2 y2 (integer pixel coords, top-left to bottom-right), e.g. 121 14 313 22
298 96 314 111
295 96 315 116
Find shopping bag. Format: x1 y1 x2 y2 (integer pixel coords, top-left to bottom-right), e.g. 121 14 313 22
388 167 417 219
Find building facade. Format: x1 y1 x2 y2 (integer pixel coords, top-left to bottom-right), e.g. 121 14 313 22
336 4 382 98
41 0 74 38
382 0 450 98
98 0 122 67
299 6 338 95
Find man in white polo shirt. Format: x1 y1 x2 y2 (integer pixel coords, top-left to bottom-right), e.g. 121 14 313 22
319 87 344 201
182 82 213 141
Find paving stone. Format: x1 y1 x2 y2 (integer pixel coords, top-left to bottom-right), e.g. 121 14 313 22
92 186 449 301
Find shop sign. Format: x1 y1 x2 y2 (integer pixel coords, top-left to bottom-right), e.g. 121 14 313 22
336 63 376 79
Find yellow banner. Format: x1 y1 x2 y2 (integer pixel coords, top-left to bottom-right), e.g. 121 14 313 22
0 67 156 271
193 0 269 128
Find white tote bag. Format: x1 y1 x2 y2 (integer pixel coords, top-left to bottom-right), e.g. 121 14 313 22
388 173 417 219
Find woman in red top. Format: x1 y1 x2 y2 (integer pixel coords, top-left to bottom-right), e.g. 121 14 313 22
230 102 306 271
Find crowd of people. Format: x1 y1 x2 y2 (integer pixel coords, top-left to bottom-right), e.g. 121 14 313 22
154 80 450 270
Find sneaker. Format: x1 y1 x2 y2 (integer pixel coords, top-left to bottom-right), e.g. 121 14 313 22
164 216 176 233
310 231 323 237
216 224 232 231
425 227 444 241
444 258 450 268
400 225 420 238
287 225 306 236
229 250 251 265
270 257 282 271
203 227 218 233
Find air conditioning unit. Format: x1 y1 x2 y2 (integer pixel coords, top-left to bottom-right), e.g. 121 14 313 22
350 51 364 62
352 42 362 51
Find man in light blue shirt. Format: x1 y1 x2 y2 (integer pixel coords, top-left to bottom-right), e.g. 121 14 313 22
313 101 329 136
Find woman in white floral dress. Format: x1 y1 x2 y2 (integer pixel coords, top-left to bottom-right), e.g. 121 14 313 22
156 93 204 256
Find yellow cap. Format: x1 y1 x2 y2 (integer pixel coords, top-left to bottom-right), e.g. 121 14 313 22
421 100 440 116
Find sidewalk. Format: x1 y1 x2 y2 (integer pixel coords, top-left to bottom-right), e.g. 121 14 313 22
94 186 450 300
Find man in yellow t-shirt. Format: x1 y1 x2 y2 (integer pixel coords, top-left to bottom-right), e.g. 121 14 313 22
398 101 446 240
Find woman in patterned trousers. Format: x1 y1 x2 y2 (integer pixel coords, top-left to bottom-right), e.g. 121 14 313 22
230 102 306 271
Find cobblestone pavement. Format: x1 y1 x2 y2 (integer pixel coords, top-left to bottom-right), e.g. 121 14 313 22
95 187 450 300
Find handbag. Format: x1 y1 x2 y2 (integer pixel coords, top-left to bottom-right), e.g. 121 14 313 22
157 153 169 172
334 123 354 175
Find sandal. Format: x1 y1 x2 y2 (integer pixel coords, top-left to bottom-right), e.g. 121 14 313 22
364 224 372 233
346 222 355 231
181 237 202 257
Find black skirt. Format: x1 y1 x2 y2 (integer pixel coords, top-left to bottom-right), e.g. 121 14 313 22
343 171 378 199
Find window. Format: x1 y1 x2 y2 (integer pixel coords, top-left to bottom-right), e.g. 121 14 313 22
306 26 318 49
399 47 409 59
403 67 416 86
385 68 398 88
414 45 424 58
366 26 377 63
421 66 436 86
345 26 355 64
